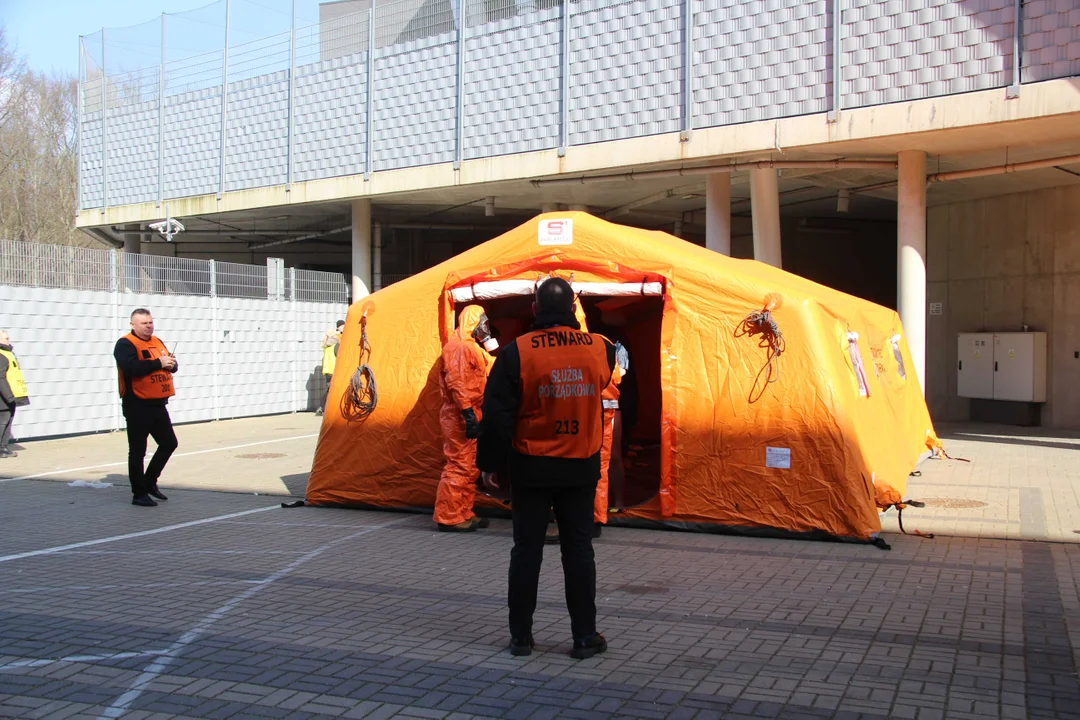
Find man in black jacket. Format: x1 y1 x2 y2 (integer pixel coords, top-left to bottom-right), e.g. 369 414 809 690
477 278 617 659
114 309 179 507
0 329 30 459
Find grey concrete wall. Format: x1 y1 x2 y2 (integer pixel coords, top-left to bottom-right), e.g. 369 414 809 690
926 184 1080 429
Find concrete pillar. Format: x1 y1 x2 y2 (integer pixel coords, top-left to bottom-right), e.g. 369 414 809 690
568 204 589 212
541 202 560 213
351 199 372 301
750 168 782 268
372 222 382 292
897 150 927 395
705 173 731 255
124 234 141 254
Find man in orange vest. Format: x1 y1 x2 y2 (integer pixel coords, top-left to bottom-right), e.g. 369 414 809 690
114 308 179 507
434 304 498 532
478 277 617 660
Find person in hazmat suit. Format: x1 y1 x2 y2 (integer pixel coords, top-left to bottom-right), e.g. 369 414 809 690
594 342 629 537
434 304 499 532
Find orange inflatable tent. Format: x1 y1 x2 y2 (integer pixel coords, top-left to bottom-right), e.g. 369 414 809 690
307 212 939 544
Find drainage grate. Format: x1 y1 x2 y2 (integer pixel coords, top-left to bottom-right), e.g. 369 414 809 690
235 452 287 460
920 497 988 509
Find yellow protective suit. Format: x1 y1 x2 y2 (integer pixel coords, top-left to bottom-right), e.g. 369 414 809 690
434 305 491 526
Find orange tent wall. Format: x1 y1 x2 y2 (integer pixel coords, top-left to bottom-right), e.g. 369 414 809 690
306 213 937 542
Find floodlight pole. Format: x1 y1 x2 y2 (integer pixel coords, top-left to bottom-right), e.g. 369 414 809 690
158 13 166 207
218 0 231 200
101 26 108 212
286 0 296 191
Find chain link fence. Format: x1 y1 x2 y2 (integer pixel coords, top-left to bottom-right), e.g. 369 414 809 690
0 239 348 304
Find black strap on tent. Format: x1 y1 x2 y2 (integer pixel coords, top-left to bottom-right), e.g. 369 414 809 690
896 500 934 539
871 537 891 550
935 448 971 463
281 500 305 508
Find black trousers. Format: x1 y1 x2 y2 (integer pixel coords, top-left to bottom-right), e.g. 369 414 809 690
508 480 597 642
123 404 178 497
0 404 14 451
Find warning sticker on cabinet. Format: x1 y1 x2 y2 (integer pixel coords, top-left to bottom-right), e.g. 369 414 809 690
766 447 791 469
1008 349 1015 358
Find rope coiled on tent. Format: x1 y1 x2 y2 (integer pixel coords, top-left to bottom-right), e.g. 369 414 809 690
734 308 785 403
340 316 378 423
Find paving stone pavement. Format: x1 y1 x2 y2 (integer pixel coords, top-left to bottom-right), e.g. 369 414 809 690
2 471 1079 720
880 422 1080 543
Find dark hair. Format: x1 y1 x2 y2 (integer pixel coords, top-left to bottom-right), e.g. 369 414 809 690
131 308 152 319
535 277 574 314
336 320 345 328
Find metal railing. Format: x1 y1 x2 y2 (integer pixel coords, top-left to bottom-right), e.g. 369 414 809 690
0 239 348 304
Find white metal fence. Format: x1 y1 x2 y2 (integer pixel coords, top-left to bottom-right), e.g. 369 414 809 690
0 240 349 440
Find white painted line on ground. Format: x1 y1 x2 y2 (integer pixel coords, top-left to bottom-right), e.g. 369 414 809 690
0 650 170 672
0 433 319 484
99 515 412 720
1 579 260 596
0 506 278 564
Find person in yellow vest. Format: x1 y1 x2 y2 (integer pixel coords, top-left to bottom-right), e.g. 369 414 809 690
478 278 617 660
316 320 344 416
0 329 30 459
114 309 179 507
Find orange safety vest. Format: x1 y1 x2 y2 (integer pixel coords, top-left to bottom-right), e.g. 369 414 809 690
513 327 612 459
118 334 176 400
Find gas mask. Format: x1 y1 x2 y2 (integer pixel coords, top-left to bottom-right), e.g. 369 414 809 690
471 314 499 352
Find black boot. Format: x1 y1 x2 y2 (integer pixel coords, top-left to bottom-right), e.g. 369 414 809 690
509 634 535 657
132 495 158 507
570 632 607 659
148 487 168 501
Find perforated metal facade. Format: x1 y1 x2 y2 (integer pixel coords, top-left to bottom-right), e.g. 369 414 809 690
79 0 1079 211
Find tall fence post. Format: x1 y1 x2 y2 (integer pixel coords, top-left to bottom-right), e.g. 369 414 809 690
828 0 841 122
218 0 231 200
158 14 166 207
454 0 466 170
290 267 298 412
364 3 375 180
76 37 84 218
680 0 693 141
558 0 570 157
101 26 108 213
287 0 296 191
210 259 220 420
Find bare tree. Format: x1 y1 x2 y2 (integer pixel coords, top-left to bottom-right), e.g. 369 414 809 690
0 26 101 248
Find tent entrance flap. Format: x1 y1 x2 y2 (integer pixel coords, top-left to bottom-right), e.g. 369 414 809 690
453 292 663 511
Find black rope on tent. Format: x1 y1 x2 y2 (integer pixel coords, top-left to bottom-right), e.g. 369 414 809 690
895 500 935 539
341 316 378 423
735 307 786 403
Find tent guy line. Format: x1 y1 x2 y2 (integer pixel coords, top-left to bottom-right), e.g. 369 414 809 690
0 433 318 484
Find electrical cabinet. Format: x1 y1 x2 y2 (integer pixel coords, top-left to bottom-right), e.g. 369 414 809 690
957 333 994 399
957 332 1047 402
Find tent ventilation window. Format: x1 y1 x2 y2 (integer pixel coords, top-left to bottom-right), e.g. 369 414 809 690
890 334 907 379
847 332 870 397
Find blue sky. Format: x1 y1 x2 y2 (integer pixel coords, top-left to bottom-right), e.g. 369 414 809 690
1 0 328 76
